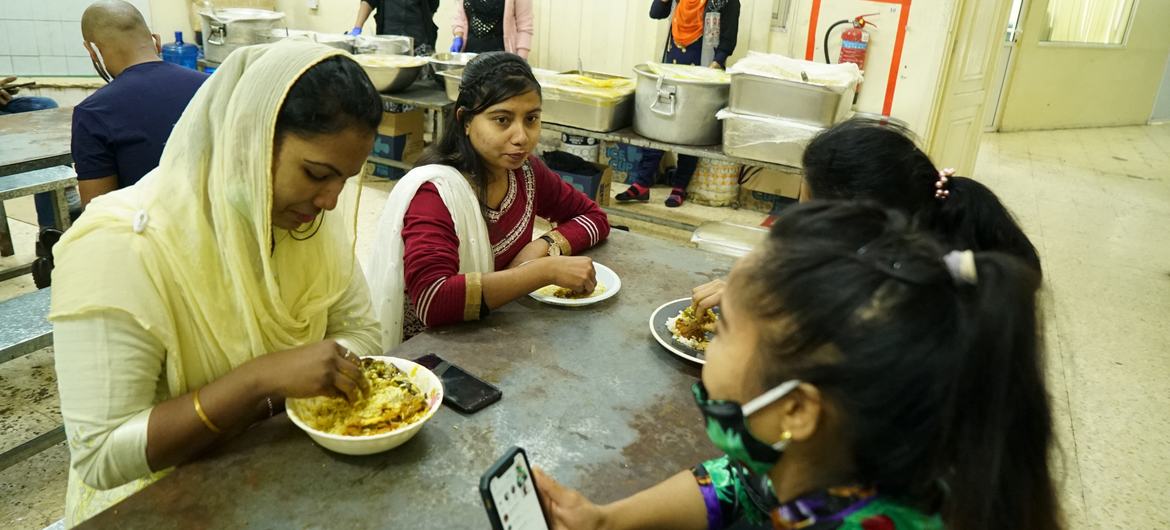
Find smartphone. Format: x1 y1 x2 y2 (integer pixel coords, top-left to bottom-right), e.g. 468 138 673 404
413 353 502 413
481 447 550 530
2 81 35 95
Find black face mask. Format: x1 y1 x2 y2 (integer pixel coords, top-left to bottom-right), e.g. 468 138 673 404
692 380 800 476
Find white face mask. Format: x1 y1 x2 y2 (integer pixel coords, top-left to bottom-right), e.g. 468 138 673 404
87 42 112 83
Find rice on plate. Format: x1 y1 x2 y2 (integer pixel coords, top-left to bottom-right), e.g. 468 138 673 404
666 305 718 351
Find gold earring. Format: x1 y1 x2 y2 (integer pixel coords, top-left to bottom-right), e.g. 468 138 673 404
779 431 793 443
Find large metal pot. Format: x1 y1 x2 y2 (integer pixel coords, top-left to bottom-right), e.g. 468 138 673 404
261 29 354 53
353 35 414 56
352 55 428 93
428 52 476 88
633 63 729 146
200 8 286 63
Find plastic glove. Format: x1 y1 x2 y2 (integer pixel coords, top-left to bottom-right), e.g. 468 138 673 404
348 27 362 36
450 36 464 52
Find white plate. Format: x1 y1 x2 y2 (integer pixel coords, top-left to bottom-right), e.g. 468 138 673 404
528 262 621 307
649 298 715 365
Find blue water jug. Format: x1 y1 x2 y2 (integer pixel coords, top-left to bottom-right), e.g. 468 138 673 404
162 31 199 70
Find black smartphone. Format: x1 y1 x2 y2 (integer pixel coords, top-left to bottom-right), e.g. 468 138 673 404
3 81 35 94
481 446 550 530
413 353 502 413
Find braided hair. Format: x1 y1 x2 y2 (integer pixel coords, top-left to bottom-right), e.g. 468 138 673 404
416 52 541 209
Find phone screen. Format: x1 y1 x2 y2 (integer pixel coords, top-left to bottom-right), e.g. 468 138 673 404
488 451 548 530
414 354 501 413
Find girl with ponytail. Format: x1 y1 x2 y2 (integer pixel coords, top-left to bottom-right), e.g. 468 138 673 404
801 118 1041 274
535 201 1061 530
691 117 1039 314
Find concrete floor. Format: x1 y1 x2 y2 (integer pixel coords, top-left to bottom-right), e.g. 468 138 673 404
2 124 1168 528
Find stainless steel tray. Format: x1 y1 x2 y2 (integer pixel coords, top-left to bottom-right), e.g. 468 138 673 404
541 70 634 133
721 113 817 167
729 73 853 127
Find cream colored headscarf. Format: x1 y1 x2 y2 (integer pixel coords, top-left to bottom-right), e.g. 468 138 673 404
50 40 363 396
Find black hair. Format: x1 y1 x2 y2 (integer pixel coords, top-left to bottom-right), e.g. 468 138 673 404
801 118 1042 274
416 52 541 208
275 55 383 145
739 201 1060 530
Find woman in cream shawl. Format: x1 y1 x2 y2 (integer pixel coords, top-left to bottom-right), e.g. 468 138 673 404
49 41 383 526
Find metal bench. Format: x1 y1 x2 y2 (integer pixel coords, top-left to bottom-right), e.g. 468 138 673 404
0 166 77 280
0 287 65 472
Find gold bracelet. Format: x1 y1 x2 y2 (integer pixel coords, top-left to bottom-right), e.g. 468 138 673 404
193 389 222 434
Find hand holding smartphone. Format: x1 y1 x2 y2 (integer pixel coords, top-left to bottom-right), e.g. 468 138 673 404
481 447 550 530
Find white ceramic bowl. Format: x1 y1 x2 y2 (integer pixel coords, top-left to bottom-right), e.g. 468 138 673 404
286 356 443 455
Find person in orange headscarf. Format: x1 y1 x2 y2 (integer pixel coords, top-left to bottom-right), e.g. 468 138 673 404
614 0 741 208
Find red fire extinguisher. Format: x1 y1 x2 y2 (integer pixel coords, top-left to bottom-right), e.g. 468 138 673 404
824 13 878 70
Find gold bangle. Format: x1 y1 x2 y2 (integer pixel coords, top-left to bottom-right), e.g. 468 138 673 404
193 389 222 434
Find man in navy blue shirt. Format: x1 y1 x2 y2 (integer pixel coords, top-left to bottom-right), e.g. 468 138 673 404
72 0 207 206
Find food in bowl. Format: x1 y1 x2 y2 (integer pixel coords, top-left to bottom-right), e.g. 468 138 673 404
296 358 430 436
666 305 718 351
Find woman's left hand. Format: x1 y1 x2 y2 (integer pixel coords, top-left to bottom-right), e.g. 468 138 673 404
709 61 723 70
508 237 554 269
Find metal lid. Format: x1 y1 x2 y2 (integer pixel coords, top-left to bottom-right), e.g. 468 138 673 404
200 8 285 23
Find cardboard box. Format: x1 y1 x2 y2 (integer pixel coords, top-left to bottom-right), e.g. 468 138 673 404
550 162 612 207
370 109 425 180
739 167 803 199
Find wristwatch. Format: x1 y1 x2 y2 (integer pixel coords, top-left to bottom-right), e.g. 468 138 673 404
540 234 561 256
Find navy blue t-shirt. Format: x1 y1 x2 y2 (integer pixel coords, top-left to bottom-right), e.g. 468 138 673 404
71 61 207 187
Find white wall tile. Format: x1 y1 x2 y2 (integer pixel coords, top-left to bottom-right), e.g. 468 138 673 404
67 55 95 76
9 1 37 20
49 21 66 55
7 21 40 55
62 22 86 56
61 0 87 22
12 56 43 75
35 21 56 55
0 23 10 55
46 0 67 21
35 0 61 21
39 56 68 75
0 56 13 75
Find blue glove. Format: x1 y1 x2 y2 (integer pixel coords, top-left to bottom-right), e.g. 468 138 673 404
348 27 362 36
450 36 464 52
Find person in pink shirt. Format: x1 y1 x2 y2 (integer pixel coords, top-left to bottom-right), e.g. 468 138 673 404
450 0 534 59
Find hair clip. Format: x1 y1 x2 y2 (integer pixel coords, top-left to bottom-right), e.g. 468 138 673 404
934 168 955 200
942 250 977 285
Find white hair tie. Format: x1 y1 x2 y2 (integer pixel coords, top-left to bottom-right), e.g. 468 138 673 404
943 250 977 285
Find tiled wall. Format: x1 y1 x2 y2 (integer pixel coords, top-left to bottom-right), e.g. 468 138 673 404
0 0 152 76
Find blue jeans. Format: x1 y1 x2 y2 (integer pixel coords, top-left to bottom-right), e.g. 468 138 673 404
0 97 75 227
0 95 59 115
631 149 699 190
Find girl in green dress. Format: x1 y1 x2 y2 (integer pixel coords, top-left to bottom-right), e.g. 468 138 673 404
536 201 1062 530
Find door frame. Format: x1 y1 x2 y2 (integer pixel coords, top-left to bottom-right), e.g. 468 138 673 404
985 0 1030 131
922 0 1016 174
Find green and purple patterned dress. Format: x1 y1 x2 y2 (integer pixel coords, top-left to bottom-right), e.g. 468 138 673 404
692 456 943 530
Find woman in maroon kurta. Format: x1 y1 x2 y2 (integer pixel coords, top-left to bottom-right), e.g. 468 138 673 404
374 52 609 343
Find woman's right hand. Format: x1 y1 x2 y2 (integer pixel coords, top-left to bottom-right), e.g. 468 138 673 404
691 278 725 312
534 468 611 530
252 339 369 403
542 256 597 294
